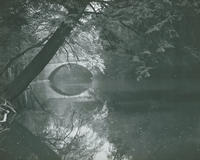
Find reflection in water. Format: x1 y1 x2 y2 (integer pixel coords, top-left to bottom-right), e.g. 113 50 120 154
18 75 200 160
8 59 200 160
101 77 200 160
106 109 200 160
49 64 92 96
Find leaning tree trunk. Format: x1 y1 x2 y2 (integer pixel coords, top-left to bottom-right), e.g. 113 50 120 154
0 1 89 160
0 122 61 160
2 22 71 102
0 1 89 105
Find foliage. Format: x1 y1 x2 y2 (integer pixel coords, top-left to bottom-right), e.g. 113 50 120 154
1 0 200 160
96 0 200 80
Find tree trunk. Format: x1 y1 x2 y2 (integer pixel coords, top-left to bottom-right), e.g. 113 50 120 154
0 122 61 160
0 2 89 160
1 2 88 104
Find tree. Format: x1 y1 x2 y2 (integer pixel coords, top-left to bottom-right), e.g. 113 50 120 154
0 0 90 106
92 1 200 159
0 122 61 160
0 1 92 160
96 0 200 80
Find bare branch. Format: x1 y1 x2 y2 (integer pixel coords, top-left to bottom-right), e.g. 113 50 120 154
0 34 52 77
62 46 70 62
89 3 97 14
64 40 80 61
84 11 103 15
119 20 143 40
